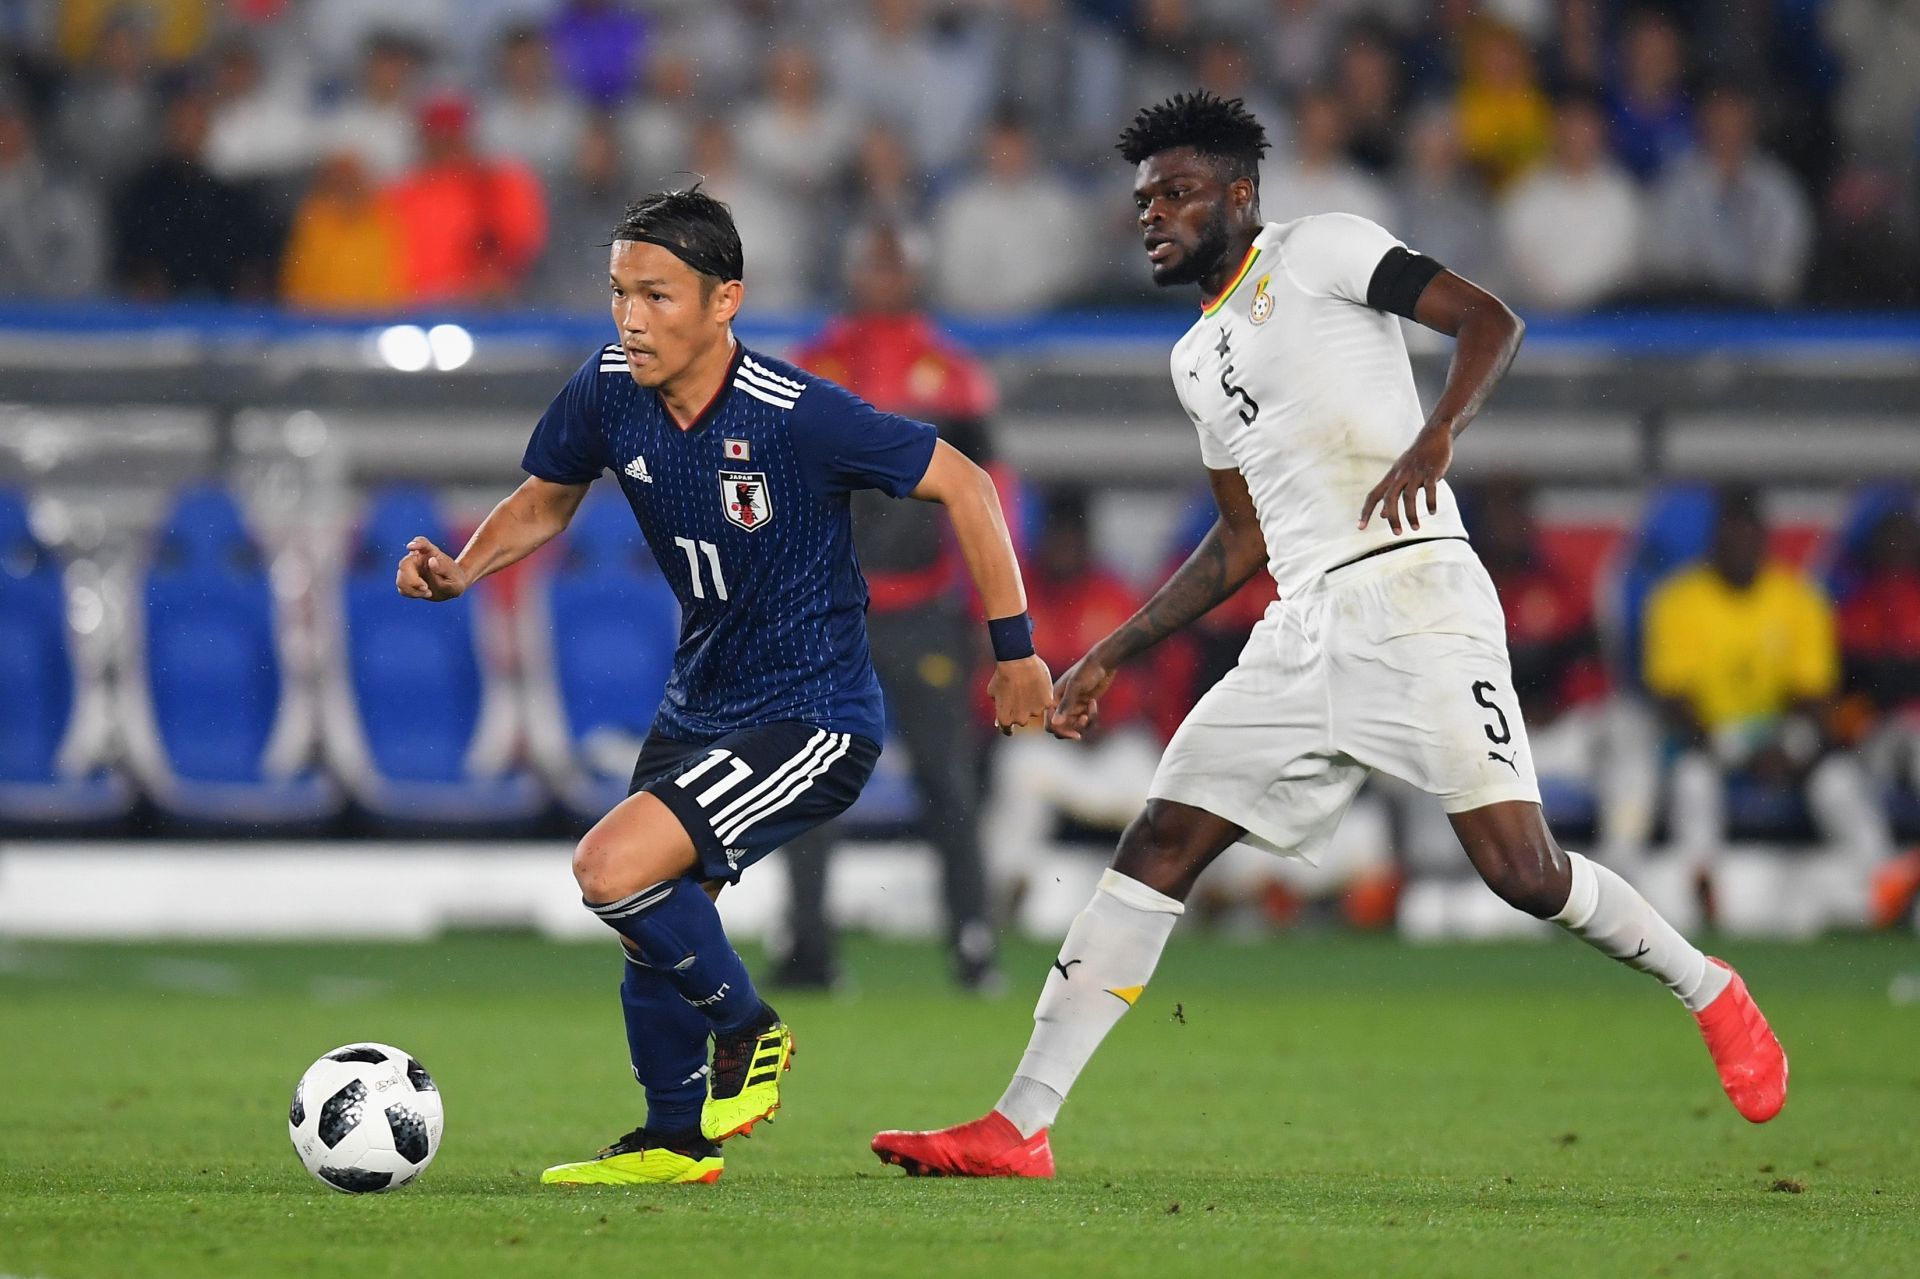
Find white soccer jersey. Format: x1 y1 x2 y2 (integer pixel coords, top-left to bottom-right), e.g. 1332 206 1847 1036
1169 213 1467 598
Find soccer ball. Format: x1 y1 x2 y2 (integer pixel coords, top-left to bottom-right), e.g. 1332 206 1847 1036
288 1042 443 1193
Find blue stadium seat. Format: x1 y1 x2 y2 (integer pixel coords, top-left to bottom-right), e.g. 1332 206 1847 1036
0 489 134 829
1167 485 1220 559
1821 482 1914 605
1885 791 1920 842
122 484 339 829
835 715 923 835
1722 774 1817 841
1819 484 1920 834
1605 483 1719 687
522 492 680 823
1535 776 1599 841
324 486 545 832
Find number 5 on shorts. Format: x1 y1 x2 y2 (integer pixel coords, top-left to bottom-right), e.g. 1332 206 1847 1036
1471 679 1512 745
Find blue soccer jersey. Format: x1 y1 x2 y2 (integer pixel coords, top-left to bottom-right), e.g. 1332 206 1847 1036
521 342 938 744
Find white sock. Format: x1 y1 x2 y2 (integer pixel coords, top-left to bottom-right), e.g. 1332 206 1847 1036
1552 850 1730 1013
995 868 1183 1138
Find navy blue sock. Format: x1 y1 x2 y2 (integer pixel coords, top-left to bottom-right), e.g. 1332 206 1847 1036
618 951 710 1135
587 877 765 1034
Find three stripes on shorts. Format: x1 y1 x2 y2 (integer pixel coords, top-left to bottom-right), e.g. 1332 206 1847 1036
700 729 851 845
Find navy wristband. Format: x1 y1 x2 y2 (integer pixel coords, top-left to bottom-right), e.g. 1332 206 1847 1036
988 612 1035 662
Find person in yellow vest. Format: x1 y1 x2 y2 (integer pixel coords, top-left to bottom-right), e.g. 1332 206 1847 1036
1454 19 1553 191
1644 485 1895 916
59 0 208 67
280 151 403 311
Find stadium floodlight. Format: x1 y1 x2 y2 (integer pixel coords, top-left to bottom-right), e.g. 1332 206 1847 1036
376 325 433 372
284 410 328 458
70 582 105 635
428 324 474 371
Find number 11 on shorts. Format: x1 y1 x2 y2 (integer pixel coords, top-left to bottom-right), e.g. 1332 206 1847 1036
674 749 753 806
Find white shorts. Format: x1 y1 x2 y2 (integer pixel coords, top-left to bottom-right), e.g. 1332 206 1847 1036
1149 538 1540 863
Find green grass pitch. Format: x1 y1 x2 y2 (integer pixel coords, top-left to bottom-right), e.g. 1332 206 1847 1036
2 931 1916 1278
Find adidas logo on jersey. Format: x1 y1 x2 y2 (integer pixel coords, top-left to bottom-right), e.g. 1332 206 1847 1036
625 455 653 484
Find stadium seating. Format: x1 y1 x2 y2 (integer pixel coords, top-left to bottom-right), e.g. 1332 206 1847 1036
1820 483 1920 837
118 484 340 830
321 487 546 833
0 488 134 829
835 722 924 835
1534 776 1600 841
1820 482 1915 604
520 491 679 824
1601 482 1719 684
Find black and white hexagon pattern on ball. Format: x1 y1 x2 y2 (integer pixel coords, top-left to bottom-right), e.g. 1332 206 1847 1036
288 1081 305 1128
317 1078 368 1149
327 1046 389 1065
405 1057 437 1092
386 1104 432 1163
317 1166 393 1194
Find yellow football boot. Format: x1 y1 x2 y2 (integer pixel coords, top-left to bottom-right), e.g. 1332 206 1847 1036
701 1007 794 1142
540 1128 723 1186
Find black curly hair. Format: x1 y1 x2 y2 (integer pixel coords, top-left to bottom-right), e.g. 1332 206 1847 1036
1115 90 1271 188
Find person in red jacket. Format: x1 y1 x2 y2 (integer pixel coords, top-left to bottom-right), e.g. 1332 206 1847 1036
1839 505 1920 722
1835 502 1920 926
387 94 547 304
778 221 1010 991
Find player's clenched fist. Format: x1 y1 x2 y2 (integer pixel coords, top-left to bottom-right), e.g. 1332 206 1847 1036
989 654 1055 736
1046 650 1117 741
395 536 470 601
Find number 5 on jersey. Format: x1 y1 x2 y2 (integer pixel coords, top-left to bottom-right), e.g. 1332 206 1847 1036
673 536 729 600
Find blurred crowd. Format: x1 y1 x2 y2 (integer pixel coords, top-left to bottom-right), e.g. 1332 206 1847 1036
1001 475 1920 937
2 0 1919 314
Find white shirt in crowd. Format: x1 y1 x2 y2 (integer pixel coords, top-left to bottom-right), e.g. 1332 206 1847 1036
1498 160 1643 311
1649 150 1812 305
478 94 585 179
736 99 859 197
824 15 993 171
1259 157 1397 230
318 101 416 181
207 83 319 180
933 174 1085 314
704 171 811 313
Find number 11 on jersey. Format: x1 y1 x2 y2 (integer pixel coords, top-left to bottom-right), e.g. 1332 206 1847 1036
673 536 730 600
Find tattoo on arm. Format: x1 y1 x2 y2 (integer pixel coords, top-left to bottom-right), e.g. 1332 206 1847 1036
1103 522 1263 665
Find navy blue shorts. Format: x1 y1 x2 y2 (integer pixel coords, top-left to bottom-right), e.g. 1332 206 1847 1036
629 722 880 884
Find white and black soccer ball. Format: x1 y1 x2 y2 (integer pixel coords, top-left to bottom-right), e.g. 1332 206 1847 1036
288 1042 443 1193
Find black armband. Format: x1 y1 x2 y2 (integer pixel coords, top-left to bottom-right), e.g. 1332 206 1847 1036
987 612 1035 662
1365 246 1446 319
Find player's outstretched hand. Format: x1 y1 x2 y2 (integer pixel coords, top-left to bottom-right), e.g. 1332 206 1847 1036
1359 425 1454 536
1046 651 1117 741
395 536 469 601
990 654 1055 737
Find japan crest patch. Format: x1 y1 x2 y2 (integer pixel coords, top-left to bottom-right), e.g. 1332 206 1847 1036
720 470 773 532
